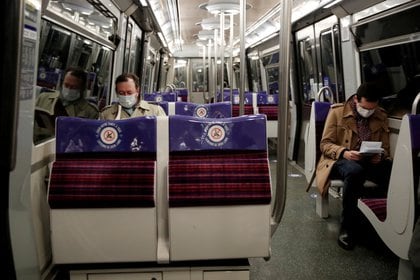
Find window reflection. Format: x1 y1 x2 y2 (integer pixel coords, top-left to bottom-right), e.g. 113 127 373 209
360 41 420 118
34 20 113 144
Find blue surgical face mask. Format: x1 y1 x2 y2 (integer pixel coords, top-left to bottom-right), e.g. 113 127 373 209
356 103 375 118
118 94 137 108
61 87 81 102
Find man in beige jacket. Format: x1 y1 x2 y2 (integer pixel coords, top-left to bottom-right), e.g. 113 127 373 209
316 82 392 250
100 73 166 120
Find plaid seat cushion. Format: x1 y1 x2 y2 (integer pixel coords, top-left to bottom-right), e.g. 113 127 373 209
48 158 155 208
232 105 254 116
258 105 278 120
360 198 387 222
169 151 271 207
170 150 268 163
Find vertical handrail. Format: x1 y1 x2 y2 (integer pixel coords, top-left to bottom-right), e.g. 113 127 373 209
239 0 246 115
271 0 292 235
229 13 234 103
220 12 225 101
330 24 339 103
412 91 420 114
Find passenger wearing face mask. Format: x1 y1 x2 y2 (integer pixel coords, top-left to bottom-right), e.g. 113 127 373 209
34 67 99 142
99 73 166 120
315 82 392 251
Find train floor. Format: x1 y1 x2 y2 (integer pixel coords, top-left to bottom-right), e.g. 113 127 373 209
249 158 399 280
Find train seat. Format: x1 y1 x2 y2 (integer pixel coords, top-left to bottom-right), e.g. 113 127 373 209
175 88 188 101
358 114 420 276
256 92 279 120
256 92 279 138
174 101 232 118
144 92 178 102
305 101 377 218
167 114 272 261
48 116 158 264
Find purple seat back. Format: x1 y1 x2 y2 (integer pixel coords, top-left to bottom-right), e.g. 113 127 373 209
49 116 157 209
314 102 331 161
175 88 188 101
169 114 267 151
144 92 177 102
223 91 252 104
410 115 420 151
55 116 156 154
257 93 279 105
174 101 232 118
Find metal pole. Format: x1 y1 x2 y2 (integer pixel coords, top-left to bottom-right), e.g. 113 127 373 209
208 39 212 103
229 13 234 101
202 44 206 100
272 0 292 235
239 0 246 115
220 12 225 102
214 28 218 103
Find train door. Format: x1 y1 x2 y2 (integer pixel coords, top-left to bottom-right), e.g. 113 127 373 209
1 1 41 278
294 15 344 169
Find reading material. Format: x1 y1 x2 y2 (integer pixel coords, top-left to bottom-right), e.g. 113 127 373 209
359 141 384 155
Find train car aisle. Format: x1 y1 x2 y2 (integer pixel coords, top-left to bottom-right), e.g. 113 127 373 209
250 160 399 280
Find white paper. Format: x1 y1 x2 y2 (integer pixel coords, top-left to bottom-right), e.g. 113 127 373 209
359 141 384 155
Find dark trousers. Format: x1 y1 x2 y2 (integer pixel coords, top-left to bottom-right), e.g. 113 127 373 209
331 158 392 232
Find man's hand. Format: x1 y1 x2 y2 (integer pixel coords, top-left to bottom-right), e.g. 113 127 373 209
343 150 362 161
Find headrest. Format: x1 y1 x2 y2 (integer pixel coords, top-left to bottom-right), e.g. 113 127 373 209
314 101 331 122
144 92 177 102
257 93 279 105
169 114 267 151
223 91 252 104
409 114 420 150
175 101 232 118
55 116 156 154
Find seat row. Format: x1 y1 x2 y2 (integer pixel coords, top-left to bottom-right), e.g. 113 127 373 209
48 114 272 264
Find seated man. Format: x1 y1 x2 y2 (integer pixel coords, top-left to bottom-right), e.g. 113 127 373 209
34 67 99 142
316 82 392 250
100 73 166 120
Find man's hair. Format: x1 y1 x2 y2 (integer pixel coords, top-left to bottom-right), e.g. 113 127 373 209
115 73 140 89
356 82 382 102
64 67 88 92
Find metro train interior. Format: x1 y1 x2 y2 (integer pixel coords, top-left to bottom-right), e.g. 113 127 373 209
1 0 420 279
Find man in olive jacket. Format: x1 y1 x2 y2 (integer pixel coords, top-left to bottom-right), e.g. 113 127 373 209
34 67 99 142
316 82 392 250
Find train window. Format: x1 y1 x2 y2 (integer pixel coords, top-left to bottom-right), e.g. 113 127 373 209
360 41 420 118
266 67 279 95
248 53 263 93
354 5 420 47
262 52 279 66
46 0 116 43
123 23 133 73
174 59 187 89
191 59 206 92
34 20 113 144
143 51 156 94
319 25 344 103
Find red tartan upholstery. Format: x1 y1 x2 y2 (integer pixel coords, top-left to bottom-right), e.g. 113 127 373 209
258 105 278 120
359 198 387 222
169 151 271 207
48 158 155 208
232 105 254 116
